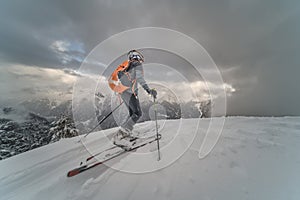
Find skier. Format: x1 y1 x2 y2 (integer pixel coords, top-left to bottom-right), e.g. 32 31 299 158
108 50 157 146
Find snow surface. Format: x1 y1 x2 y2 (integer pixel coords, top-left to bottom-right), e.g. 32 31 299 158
1 117 300 200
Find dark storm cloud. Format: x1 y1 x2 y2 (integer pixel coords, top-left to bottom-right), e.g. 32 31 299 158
0 0 300 115
0 0 85 68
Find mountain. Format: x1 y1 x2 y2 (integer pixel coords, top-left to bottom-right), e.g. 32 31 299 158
0 96 208 160
20 98 72 118
0 117 299 200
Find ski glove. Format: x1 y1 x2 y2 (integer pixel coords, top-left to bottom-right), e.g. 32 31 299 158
147 88 157 99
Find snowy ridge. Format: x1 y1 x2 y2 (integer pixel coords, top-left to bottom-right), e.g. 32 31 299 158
1 117 300 200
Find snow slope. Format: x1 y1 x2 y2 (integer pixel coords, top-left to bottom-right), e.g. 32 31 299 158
1 117 300 200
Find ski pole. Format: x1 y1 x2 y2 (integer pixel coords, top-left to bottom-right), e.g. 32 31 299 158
153 96 161 161
83 101 124 138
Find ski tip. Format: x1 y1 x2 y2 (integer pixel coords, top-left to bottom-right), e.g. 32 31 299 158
67 165 87 177
67 169 80 177
86 156 93 162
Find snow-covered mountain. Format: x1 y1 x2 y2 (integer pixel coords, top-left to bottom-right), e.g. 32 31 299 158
0 96 208 160
0 117 300 200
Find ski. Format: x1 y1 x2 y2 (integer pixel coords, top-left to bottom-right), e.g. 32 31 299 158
67 148 125 177
113 134 161 151
85 133 157 162
67 134 161 177
86 145 118 162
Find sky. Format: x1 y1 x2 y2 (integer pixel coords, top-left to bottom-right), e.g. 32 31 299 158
0 0 300 116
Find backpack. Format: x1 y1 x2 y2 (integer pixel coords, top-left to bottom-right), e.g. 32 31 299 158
108 60 136 94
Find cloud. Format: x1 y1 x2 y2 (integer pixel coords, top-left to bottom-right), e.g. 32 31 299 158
62 68 83 77
0 65 78 105
0 0 300 115
51 40 70 53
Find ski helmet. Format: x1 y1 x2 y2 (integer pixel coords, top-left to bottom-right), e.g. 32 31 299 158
127 50 144 63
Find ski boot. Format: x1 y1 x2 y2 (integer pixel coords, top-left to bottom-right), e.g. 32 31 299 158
113 127 137 149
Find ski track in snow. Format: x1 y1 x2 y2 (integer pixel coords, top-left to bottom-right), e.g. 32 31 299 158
1 117 300 200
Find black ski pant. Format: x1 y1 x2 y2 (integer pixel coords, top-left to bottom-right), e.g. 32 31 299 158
120 91 142 131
